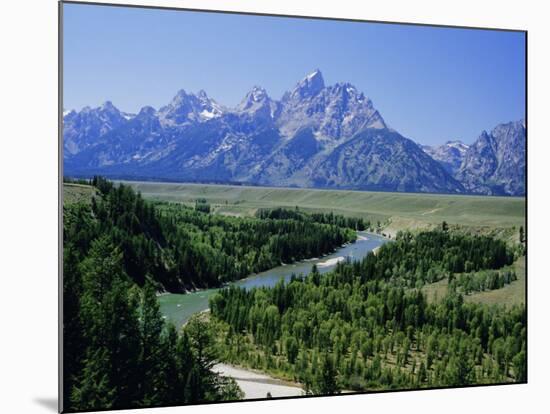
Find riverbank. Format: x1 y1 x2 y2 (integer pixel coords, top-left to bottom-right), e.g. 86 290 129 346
158 231 389 328
213 363 303 399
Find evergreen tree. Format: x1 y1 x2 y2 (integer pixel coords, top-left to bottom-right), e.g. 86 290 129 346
313 353 340 395
70 347 115 410
156 324 180 405
139 281 165 406
185 316 221 401
104 277 141 408
74 236 142 409
512 350 527 382
176 331 194 397
63 245 85 409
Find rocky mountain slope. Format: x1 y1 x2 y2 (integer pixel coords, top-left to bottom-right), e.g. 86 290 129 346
455 120 526 196
422 141 469 175
63 70 524 196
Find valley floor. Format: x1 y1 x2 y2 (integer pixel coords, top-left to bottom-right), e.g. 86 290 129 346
120 180 526 234
422 256 526 306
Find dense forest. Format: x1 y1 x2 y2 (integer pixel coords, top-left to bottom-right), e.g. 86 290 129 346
209 229 526 394
256 207 368 231
64 177 358 292
64 237 242 411
356 228 516 289
63 177 362 410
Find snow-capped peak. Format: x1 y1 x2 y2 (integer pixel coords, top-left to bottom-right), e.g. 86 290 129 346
306 69 322 80
250 86 267 102
158 88 224 126
444 140 469 153
238 86 267 108
236 86 278 118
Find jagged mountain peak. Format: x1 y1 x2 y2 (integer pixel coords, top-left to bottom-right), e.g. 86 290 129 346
159 88 224 126
278 71 385 140
71 101 122 117
137 106 157 117
491 119 525 136
444 139 467 146
455 119 525 196
249 85 268 99
63 101 129 157
167 88 218 106
422 140 469 175
63 74 525 196
304 68 324 83
328 82 375 109
236 86 277 118
171 88 190 101
333 81 355 92
169 89 204 107
239 85 268 104
439 140 470 154
288 69 325 100
479 130 491 139
100 100 118 111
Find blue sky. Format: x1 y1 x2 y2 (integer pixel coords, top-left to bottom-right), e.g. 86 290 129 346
63 3 525 146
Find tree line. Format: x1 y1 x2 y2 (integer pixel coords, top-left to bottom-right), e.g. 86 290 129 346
256 207 369 231
209 230 525 394
345 229 516 290
450 268 518 295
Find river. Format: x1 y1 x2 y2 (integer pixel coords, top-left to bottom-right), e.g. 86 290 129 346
158 231 388 328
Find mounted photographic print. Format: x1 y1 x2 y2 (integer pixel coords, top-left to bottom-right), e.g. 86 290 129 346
60 1 527 412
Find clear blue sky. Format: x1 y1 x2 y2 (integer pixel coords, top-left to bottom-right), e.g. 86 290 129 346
63 3 525 146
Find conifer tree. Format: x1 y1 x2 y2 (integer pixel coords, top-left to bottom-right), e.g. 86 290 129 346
139 281 165 406
313 353 340 395
70 347 115 410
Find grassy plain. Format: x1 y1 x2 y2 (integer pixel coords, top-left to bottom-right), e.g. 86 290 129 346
63 183 97 205
120 180 525 234
422 256 526 306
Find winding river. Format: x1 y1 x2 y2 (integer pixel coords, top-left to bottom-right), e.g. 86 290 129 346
158 231 388 328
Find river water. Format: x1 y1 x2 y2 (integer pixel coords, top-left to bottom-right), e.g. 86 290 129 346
159 232 388 327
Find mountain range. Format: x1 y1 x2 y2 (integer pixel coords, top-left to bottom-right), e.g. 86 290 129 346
63 70 525 196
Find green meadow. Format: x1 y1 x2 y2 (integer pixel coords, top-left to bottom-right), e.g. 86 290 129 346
63 182 98 205
119 180 525 233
